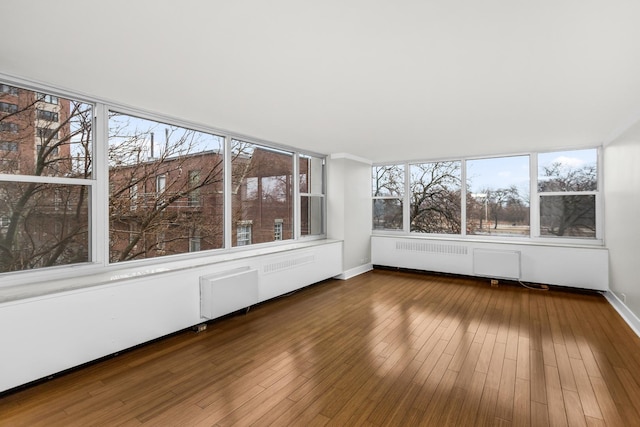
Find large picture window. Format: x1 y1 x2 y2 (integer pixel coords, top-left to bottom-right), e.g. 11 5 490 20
466 155 530 237
0 78 326 279
108 112 225 262
373 148 600 242
231 140 294 246
538 149 597 238
409 161 461 234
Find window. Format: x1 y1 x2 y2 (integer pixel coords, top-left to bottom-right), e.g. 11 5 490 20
0 84 18 96
231 140 293 246
299 155 325 237
37 144 59 156
37 109 59 122
156 174 166 194
373 148 600 242
129 183 138 211
466 155 529 237
0 78 326 277
0 141 18 151
0 102 18 114
0 122 18 133
236 222 252 246
188 170 201 207
189 231 201 252
538 149 598 238
36 92 59 104
108 112 225 262
372 164 404 230
410 161 461 234
37 127 58 140
0 85 92 274
274 220 283 240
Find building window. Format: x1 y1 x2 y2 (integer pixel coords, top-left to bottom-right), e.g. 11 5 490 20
37 144 59 156
236 222 252 246
36 92 59 105
410 161 461 234
189 235 201 252
129 183 138 211
188 170 201 207
108 111 225 263
0 102 18 114
0 84 18 96
538 149 598 238
372 164 404 230
37 127 59 140
0 141 18 151
299 154 325 237
37 109 59 122
274 220 283 240
231 139 293 246
0 122 18 133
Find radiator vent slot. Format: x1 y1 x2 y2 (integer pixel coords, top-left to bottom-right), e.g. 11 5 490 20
263 254 315 274
395 241 468 255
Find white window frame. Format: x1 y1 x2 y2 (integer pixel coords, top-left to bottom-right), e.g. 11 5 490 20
372 147 603 246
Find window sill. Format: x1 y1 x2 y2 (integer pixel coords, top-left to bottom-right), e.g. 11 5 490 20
0 238 338 304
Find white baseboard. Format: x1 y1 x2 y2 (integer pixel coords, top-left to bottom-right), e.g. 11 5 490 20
334 263 373 280
604 291 640 338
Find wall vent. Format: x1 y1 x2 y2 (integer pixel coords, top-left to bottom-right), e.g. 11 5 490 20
395 241 468 255
263 254 315 274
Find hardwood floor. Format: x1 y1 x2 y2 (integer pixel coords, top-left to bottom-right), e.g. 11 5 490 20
2 269 640 426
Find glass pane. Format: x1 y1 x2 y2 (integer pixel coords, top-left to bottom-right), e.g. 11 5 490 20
410 161 462 234
372 164 404 196
108 112 225 262
540 195 596 238
373 199 403 230
301 195 324 236
538 149 597 192
466 156 530 237
231 139 293 246
300 155 324 194
0 182 89 272
0 84 92 178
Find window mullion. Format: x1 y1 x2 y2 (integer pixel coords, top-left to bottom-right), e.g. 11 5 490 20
95 103 109 265
530 153 539 238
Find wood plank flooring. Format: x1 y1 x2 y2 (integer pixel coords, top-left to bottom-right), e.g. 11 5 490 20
2 269 640 426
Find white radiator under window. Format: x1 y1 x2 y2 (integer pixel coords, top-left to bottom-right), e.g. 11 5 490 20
200 267 259 319
472 249 521 280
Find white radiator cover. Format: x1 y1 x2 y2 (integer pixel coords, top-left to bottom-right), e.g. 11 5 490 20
372 236 608 290
200 268 259 319
473 249 521 280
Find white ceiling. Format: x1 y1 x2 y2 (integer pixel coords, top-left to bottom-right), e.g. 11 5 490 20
2 0 640 163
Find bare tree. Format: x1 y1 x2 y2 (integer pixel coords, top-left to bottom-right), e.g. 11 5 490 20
0 88 92 273
410 162 461 233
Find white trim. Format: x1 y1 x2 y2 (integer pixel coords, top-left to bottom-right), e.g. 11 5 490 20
329 153 372 165
334 263 373 280
604 291 640 338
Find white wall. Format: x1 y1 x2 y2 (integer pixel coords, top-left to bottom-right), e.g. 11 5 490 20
604 119 640 323
327 154 373 278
